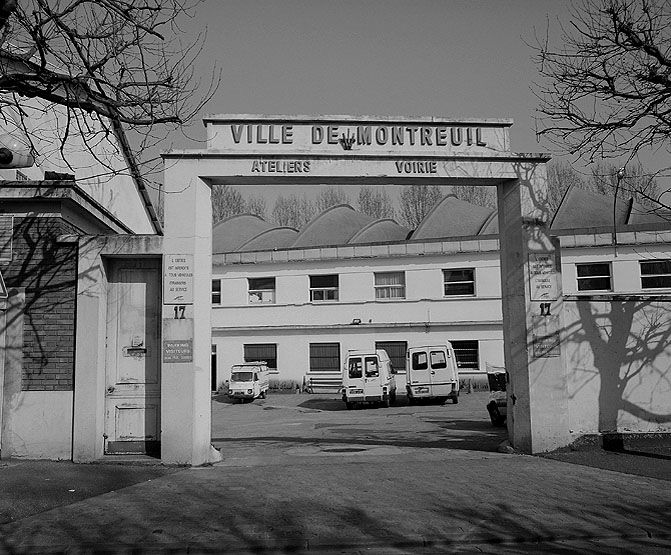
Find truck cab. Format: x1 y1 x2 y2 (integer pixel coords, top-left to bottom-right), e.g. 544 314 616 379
228 362 270 403
342 349 397 409
406 343 460 404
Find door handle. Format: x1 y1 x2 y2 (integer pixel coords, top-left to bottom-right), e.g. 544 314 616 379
107 386 115 393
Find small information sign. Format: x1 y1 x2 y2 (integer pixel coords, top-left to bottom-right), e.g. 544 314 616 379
529 253 558 301
164 254 194 304
163 339 193 363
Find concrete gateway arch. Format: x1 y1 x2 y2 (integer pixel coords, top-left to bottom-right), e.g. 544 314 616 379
158 114 569 465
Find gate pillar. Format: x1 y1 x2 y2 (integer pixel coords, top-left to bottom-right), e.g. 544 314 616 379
498 167 571 453
162 166 220 465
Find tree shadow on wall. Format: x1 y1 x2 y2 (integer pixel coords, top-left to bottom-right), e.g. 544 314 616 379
564 298 671 446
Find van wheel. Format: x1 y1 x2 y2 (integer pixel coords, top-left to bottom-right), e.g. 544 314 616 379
260 390 266 399
452 396 459 404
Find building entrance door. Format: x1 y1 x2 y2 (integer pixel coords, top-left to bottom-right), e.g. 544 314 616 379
104 258 161 456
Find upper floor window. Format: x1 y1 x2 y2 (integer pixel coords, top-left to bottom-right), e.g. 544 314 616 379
310 274 339 302
576 263 612 291
640 260 671 289
248 277 276 304
374 272 405 299
211 279 221 304
443 268 475 296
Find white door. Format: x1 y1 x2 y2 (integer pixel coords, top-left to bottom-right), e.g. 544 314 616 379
104 259 161 455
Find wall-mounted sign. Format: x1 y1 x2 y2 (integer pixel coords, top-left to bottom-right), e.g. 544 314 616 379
532 315 560 358
162 339 193 363
529 253 559 301
164 254 193 305
203 115 511 156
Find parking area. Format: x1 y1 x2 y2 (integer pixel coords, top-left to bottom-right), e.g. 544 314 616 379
211 389 507 461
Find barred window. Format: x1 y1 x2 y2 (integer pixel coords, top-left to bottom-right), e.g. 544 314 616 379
451 340 479 371
443 268 475 296
375 272 405 299
309 342 340 373
640 260 671 289
244 343 277 372
375 341 407 373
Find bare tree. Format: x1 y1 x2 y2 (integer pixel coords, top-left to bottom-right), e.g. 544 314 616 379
271 194 314 229
0 1 218 185
546 161 587 216
357 186 395 220
315 186 350 213
399 185 443 228
532 0 671 173
212 185 245 224
589 162 659 206
245 195 267 220
449 185 496 210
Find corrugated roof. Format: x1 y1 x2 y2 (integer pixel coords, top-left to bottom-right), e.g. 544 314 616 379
411 195 496 240
349 219 411 244
213 214 273 253
237 226 299 251
292 204 376 247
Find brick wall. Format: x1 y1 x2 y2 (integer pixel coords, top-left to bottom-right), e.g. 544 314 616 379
4 216 79 391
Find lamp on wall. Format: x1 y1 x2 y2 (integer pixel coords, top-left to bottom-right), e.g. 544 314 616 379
0 133 35 168
351 318 361 325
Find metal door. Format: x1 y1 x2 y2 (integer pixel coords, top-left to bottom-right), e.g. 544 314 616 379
104 258 161 455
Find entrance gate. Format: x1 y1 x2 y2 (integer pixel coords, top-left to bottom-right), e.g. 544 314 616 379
159 114 570 464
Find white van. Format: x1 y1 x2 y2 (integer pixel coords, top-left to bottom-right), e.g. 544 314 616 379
342 349 397 409
406 343 460 404
227 362 270 403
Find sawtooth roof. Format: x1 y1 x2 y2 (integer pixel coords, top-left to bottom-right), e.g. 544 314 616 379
411 195 497 239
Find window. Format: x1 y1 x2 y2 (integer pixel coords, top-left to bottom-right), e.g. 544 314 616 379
211 279 221 304
309 342 340 373
443 268 475 296
430 350 447 369
348 357 363 379
248 277 276 304
374 272 405 299
576 263 612 292
244 343 277 372
310 274 339 302
640 260 671 289
375 341 407 373
364 356 379 377
451 340 479 371
412 352 428 371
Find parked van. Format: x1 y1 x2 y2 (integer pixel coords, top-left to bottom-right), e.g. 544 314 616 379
406 343 460 404
342 349 397 409
228 362 270 403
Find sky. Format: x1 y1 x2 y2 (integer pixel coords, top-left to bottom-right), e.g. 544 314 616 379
163 0 577 208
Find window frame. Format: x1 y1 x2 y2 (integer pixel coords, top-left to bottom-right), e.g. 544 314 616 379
640 260 671 290
248 277 276 304
211 279 221 304
443 268 476 297
374 271 406 300
576 262 612 292
451 340 479 371
309 274 339 302
243 343 277 372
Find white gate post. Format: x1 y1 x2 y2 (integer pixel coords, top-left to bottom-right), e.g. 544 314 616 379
161 162 219 465
498 163 571 453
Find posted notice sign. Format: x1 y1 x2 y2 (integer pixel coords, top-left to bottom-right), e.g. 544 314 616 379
164 254 194 304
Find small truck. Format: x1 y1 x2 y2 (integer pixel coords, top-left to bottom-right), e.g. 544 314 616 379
227 362 270 403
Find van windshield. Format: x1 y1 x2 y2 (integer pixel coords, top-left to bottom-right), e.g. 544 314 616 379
231 371 254 382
